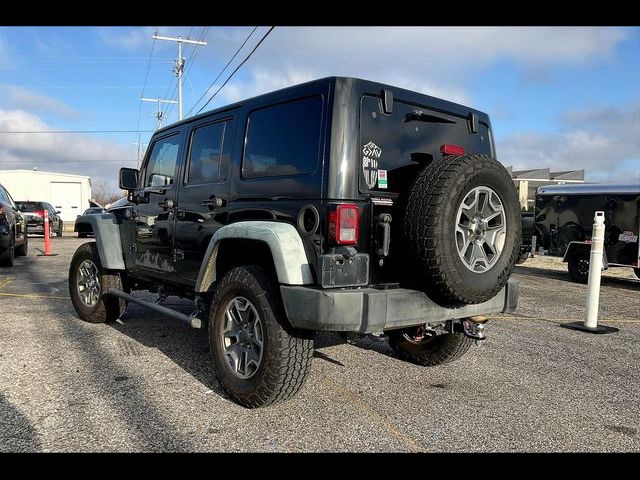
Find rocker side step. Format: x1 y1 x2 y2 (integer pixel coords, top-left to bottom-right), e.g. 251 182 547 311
107 288 202 329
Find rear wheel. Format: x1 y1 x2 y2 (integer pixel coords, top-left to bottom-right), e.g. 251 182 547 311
209 265 314 408
388 328 474 366
68 242 126 323
0 233 15 267
567 251 590 284
16 233 28 256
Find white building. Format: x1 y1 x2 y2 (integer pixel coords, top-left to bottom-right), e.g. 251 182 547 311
0 169 92 228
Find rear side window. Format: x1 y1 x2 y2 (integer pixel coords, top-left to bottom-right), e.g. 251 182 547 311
145 134 181 187
186 121 228 184
242 96 323 179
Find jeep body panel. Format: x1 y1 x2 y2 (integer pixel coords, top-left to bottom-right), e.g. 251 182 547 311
195 221 314 293
74 213 126 270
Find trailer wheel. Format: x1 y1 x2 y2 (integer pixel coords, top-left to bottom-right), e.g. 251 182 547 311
68 242 126 323
567 251 590 284
209 265 314 408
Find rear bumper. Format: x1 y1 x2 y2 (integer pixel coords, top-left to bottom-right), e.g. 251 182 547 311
26 225 44 233
281 278 519 333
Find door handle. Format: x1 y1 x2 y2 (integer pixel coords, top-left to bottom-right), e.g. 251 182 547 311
202 196 225 209
158 198 174 210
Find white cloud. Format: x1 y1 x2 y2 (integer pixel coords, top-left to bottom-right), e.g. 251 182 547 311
0 108 133 192
190 26 628 110
1 85 81 119
97 26 157 51
498 103 640 183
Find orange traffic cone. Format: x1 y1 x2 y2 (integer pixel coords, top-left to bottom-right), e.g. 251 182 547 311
37 209 58 257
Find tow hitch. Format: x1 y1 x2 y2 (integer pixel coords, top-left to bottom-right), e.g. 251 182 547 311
461 316 488 341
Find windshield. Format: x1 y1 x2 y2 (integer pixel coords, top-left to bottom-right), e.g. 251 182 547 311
16 201 43 212
359 95 492 192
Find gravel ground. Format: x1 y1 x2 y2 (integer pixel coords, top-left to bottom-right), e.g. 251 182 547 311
0 235 638 452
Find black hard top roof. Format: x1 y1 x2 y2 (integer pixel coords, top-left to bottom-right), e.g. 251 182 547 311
155 76 489 135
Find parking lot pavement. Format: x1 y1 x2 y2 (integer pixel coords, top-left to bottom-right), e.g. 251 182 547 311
1 236 639 452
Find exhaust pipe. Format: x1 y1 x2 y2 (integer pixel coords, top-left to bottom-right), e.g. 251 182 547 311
461 315 487 340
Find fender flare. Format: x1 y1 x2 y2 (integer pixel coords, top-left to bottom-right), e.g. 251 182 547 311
195 221 313 293
73 214 125 270
563 241 608 268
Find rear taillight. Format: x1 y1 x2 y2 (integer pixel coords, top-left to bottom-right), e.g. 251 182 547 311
328 204 359 245
35 210 44 217
0 206 5 216
440 144 465 156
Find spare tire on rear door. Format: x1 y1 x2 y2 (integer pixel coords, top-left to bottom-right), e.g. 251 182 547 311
402 154 521 305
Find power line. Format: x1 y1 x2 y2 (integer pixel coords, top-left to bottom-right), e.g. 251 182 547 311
0 130 155 134
0 159 140 163
196 26 275 115
187 26 257 117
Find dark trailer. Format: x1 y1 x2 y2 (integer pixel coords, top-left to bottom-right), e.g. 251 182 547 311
535 183 640 283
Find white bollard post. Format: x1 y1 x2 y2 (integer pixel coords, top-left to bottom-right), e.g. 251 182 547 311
584 211 605 329
561 210 618 334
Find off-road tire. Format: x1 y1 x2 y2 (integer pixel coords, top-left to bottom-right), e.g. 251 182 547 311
16 233 28 256
403 154 521 305
567 251 589 284
0 232 15 267
57 221 63 237
209 265 314 408
68 242 126 323
388 329 474 366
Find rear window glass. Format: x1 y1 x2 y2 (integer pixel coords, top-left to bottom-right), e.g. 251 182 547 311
359 95 491 191
242 96 323 179
16 201 42 212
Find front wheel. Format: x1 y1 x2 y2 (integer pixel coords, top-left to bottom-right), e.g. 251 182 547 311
209 265 314 408
16 233 28 257
0 233 15 267
68 242 126 323
388 329 474 366
57 221 63 237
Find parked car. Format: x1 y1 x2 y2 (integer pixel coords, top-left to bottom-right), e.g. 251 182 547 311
15 201 63 237
76 207 105 237
535 183 640 283
0 183 28 266
70 76 520 408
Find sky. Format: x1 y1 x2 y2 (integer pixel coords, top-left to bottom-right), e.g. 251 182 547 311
0 26 639 192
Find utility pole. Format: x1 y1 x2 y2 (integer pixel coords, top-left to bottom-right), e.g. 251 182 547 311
141 97 178 130
133 138 148 169
152 33 207 120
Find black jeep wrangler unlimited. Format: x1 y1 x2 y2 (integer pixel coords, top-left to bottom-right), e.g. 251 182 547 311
70 77 520 408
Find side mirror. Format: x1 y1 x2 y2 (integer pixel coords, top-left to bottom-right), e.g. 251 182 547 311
119 167 139 191
56 210 61 214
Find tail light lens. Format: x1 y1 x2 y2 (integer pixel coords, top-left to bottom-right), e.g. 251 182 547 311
329 204 359 245
35 210 44 217
440 144 465 156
